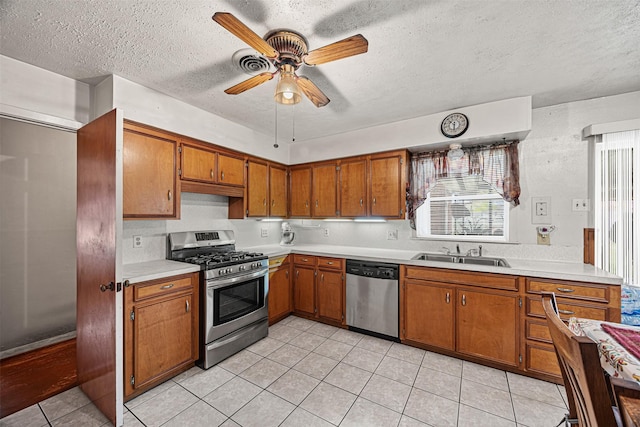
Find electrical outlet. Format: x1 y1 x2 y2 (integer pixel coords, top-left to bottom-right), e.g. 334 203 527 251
323 228 330 237
260 228 268 237
537 233 550 245
387 229 398 240
531 197 551 224
572 199 590 211
133 235 143 248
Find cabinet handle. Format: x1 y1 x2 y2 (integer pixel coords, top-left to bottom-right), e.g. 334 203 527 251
221 171 225 180
446 292 450 304
461 294 466 306
321 273 324 282
167 190 172 201
186 300 190 312
360 198 363 206
373 197 377 205
296 270 299 278
285 270 289 278
556 287 575 293
302 258 308 262
123 280 131 288
558 309 575 315
315 200 319 207
327 261 333 265
210 169 214 179
272 200 275 207
305 200 309 208
161 284 174 290
263 198 266 206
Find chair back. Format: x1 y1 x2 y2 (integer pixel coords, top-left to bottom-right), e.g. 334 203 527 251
541 292 617 426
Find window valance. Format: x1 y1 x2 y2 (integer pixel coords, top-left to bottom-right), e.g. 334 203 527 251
407 141 521 227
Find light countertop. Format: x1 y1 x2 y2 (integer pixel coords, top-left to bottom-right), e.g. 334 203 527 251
122 244 622 285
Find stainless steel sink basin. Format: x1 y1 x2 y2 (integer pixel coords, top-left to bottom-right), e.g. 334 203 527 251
411 253 510 268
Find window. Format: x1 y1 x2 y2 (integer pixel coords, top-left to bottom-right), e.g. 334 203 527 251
415 175 509 241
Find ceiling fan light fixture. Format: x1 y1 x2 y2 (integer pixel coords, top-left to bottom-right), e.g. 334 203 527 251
274 64 301 105
447 143 464 161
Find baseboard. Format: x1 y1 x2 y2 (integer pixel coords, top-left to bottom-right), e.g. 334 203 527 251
0 338 77 418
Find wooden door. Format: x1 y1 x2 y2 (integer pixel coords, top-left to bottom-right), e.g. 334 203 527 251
312 163 338 217
340 159 367 217
290 167 312 217
317 269 344 323
217 153 245 186
76 109 123 426
247 160 268 217
269 165 287 217
293 266 316 316
456 288 519 366
370 154 403 217
268 265 291 323
403 281 454 351
181 144 216 183
123 125 178 219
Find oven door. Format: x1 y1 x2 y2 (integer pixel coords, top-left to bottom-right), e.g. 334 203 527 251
205 267 268 343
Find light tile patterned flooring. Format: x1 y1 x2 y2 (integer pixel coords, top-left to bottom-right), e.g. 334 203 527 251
1 315 570 427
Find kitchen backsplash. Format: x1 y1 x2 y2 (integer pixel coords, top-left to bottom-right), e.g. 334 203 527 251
123 192 582 264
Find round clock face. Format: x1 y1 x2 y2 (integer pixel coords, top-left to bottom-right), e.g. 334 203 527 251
441 113 469 138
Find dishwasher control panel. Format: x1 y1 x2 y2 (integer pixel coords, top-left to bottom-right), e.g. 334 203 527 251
346 260 399 280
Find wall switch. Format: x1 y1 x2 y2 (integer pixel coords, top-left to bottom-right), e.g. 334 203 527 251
572 199 590 211
260 228 268 237
323 228 330 237
133 235 143 248
387 229 398 240
531 197 551 224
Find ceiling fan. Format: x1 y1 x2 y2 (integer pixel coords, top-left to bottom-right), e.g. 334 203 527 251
213 12 368 108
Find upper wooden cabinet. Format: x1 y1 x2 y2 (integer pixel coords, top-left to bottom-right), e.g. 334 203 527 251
370 151 406 218
217 153 245 187
289 166 312 217
339 158 367 217
181 143 217 183
123 121 180 220
246 159 287 218
312 162 339 217
269 164 287 217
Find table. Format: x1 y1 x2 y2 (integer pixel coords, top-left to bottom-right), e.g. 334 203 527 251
568 318 640 385
619 395 640 427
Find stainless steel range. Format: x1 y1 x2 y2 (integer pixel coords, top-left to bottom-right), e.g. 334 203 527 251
167 230 268 369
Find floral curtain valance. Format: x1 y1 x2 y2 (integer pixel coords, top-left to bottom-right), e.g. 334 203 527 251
407 141 521 227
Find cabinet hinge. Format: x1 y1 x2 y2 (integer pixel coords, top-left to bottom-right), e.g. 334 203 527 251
130 310 135 321
178 169 182 176
336 166 341 171
178 146 182 153
130 375 135 386
314 271 317 277
399 209 403 215
336 210 340 216
246 209 249 216
400 158 404 164
519 354 523 364
341 314 344 320
245 162 249 167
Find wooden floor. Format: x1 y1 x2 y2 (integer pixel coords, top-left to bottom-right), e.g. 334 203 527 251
0 338 77 418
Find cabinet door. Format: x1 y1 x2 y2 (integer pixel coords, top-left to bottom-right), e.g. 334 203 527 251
290 167 312 217
456 289 518 366
181 144 216 183
403 281 454 351
123 127 178 218
217 153 245 186
132 292 195 390
317 269 344 323
370 154 403 217
268 265 291 323
293 266 316 316
247 160 268 217
340 159 367 217
269 165 287 217
312 163 338 217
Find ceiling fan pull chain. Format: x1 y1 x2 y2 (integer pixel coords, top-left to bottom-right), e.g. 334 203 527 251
292 104 296 142
274 102 279 148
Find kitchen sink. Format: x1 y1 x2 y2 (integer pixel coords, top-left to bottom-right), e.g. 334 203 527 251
411 253 510 268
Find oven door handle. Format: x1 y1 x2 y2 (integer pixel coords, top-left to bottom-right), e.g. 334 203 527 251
208 267 268 289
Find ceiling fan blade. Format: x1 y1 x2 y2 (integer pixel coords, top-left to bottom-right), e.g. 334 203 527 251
213 12 278 59
224 72 274 95
303 34 368 66
296 76 330 107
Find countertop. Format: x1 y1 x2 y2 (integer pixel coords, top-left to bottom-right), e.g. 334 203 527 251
122 244 622 285
245 244 623 285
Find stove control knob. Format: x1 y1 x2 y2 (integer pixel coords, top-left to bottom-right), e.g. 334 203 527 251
226 268 232 274
239 265 246 271
218 269 224 275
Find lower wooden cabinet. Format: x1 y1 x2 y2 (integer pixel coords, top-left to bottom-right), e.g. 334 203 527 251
317 268 344 324
268 256 292 324
403 281 454 351
292 256 345 326
124 272 199 400
293 265 316 317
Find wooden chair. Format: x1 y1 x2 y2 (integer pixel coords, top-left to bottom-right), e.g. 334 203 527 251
611 377 640 427
541 292 621 426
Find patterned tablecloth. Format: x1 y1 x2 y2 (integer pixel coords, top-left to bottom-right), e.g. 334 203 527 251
569 318 640 384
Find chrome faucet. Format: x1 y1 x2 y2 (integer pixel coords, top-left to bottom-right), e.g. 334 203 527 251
466 245 483 257
440 246 451 255
456 244 460 255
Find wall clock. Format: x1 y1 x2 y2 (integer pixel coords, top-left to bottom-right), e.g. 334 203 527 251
441 113 469 138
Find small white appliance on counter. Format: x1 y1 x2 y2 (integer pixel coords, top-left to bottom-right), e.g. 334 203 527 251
280 221 295 245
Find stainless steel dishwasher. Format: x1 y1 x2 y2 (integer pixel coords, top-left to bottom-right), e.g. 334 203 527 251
345 260 399 339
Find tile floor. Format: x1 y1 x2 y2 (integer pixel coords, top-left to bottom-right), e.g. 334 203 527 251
1 315 570 427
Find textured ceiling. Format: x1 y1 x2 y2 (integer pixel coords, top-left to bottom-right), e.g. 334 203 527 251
1 0 639 142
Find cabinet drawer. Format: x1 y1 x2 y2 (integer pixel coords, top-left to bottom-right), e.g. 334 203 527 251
293 255 317 266
317 257 343 270
403 266 518 291
134 277 193 301
525 318 552 343
269 256 289 268
527 278 609 303
526 342 561 377
527 296 608 321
